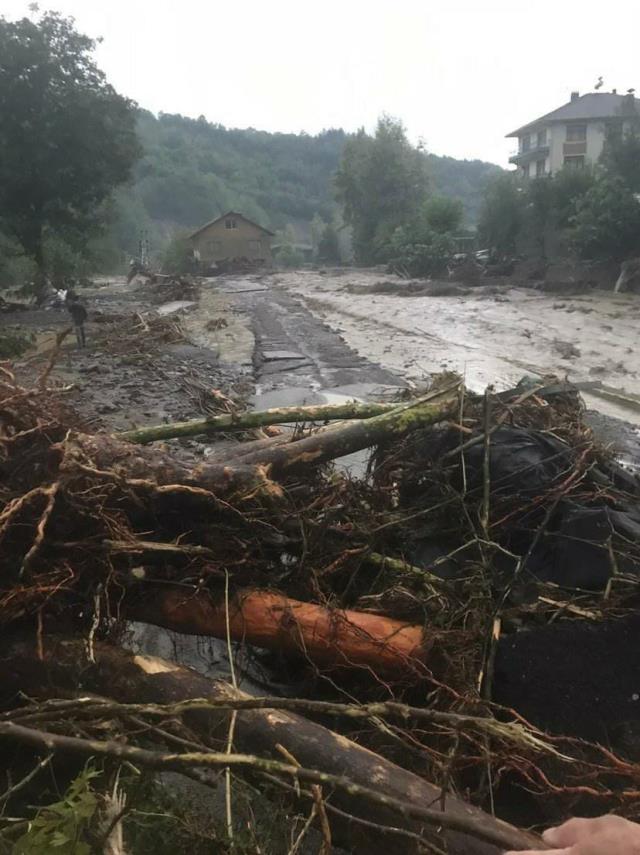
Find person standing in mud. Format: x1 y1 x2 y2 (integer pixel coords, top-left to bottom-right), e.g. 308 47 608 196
66 294 88 348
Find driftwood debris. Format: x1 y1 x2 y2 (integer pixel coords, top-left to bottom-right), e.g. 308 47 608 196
116 399 403 444
0 638 544 855
127 586 432 679
2 363 640 851
58 393 457 496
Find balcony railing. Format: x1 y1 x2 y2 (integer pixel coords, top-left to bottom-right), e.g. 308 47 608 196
509 142 550 164
563 141 587 155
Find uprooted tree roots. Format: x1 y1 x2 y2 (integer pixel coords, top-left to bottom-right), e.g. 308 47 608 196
1 361 640 853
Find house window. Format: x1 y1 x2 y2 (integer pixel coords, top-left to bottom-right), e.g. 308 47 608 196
536 159 546 177
566 124 587 142
207 239 222 253
248 239 262 252
521 133 531 152
225 218 237 229
537 129 547 146
564 155 585 169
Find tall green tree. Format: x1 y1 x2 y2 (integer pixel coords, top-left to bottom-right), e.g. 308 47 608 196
334 116 429 263
600 125 640 192
0 10 140 282
317 223 341 263
572 175 640 261
422 195 464 234
477 173 525 254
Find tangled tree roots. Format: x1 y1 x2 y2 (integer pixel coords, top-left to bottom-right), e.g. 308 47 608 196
1 367 640 852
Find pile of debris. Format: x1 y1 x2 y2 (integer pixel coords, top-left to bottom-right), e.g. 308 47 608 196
1 364 639 853
92 311 186 356
149 274 199 303
207 256 266 276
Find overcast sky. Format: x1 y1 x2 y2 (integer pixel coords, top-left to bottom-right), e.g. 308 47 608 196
3 0 639 165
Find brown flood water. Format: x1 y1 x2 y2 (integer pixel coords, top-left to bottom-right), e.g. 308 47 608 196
274 269 640 428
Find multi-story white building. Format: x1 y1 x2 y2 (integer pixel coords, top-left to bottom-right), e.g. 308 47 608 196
507 90 639 178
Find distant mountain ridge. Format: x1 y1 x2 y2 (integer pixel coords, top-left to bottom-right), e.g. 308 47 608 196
108 110 501 257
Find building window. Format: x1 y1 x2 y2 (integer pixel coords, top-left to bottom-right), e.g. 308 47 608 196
566 124 587 142
225 218 237 229
521 133 531 152
207 239 222 253
537 129 547 146
564 155 585 169
248 239 262 252
536 159 546 177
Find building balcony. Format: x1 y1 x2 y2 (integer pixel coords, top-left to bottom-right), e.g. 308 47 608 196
509 142 550 164
563 141 587 156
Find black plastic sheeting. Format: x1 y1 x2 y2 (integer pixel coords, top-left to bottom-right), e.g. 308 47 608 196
463 426 574 499
409 425 640 591
529 501 640 589
494 614 640 748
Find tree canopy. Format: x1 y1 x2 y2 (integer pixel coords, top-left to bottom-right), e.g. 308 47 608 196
335 116 430 263
0 10 140 278
477 173 525 255
100 112 497 270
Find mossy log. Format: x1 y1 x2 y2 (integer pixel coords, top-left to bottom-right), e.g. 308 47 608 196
57 394 457 495
116 400 402 444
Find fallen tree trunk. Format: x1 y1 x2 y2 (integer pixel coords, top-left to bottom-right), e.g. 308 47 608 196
57 394 457 496
237 394 458 477
57 431 278 498
116 400 402 445
127 586 432 680
0 638 543 854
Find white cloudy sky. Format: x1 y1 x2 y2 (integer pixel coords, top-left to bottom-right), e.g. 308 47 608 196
3 0 639 165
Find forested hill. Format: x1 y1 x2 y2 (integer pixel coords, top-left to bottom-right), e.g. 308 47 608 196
110 110 501 254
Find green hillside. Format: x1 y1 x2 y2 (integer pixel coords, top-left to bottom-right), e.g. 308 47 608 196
106 111 501 259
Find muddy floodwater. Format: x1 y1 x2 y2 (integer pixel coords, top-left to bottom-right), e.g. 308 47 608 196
271 269 640 428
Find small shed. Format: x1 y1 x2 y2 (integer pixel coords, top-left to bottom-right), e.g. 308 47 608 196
189 212 274 266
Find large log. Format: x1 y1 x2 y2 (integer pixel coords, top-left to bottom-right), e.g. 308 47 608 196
237 395 458 477
57 431 276 498
127 587 431 680
57 394 457 495
0 638 542 854
116 400 402 445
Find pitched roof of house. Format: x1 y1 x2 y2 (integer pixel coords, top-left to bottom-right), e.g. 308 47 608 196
188 211 275 239
506 92 640 137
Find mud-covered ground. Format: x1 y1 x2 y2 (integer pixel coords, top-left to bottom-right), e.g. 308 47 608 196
3 269 639 470
271 268 640 425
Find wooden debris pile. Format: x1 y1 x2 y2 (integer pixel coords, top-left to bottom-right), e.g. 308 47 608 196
92 311 187 357
1 364 639 853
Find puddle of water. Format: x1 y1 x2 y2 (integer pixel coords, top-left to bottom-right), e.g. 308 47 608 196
250 384 399 479
126 622 280 696
157 300 196 316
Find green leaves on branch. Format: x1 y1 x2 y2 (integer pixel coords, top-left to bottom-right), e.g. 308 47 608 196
572 175 640 261
14 766 100 855
384 196 463 277
0 10 140 282
478 120 640 262
335 116 430 264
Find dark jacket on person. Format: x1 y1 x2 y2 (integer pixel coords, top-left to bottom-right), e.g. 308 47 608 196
67 301 87 326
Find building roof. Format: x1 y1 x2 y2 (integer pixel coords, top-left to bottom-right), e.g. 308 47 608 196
506 92 640 137
188 211 275 240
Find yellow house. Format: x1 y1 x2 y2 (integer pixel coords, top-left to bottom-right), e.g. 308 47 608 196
189 211 274 266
